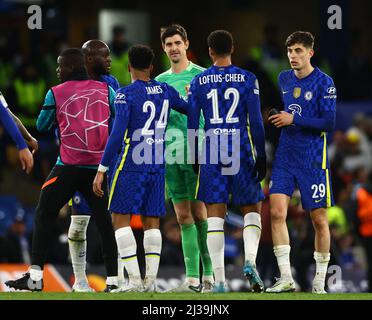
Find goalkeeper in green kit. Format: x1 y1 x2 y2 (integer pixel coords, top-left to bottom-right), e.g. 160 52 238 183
155 24 214 292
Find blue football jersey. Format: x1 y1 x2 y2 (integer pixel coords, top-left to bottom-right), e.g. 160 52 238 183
100 74 120 92
276 67 336 168
188 64 265 165
101 79 188 173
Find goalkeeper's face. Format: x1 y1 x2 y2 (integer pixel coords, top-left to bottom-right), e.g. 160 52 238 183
287 43 314 71
163 34 189 64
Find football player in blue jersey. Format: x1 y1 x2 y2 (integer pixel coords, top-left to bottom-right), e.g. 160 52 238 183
67 40 121 292
267 31 337 294
188 30 266 293
93 44 189 292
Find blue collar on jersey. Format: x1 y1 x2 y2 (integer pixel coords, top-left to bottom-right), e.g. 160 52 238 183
291 66 319 82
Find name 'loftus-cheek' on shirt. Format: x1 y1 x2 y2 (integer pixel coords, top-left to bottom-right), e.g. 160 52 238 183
198 73 246 85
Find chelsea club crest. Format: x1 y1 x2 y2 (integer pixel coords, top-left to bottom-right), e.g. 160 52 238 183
305 91 313 101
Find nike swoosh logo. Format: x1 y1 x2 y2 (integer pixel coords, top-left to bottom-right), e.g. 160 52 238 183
282 91 288 94
189 285 202 292
315 199 323 203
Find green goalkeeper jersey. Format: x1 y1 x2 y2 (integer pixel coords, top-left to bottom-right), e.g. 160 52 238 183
155 62 205 163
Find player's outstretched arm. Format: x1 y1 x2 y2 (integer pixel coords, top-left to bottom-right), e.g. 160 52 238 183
18 148 34 174
8 108 39 154
0 100 33 174
168 85 189 115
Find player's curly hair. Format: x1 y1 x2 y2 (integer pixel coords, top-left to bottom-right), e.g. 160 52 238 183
207 30 234 56
160 24 188 44
128 45 154 70
285 31 315 49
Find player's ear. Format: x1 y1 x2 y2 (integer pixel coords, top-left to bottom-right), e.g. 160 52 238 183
149 64 154 74
231 45 235 54
309 49 314 58
208 47 214 59
184 40 189 50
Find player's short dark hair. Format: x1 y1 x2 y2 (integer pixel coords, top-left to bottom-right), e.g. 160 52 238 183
160 24 188 44
207 30 234 56
128 44 154 70
285 31 315 49
59 48 85 67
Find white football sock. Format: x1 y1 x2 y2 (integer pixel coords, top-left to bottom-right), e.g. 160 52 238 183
117 253 125 286
243 212 262 265
30 265 43 281
115 227 142 286
106 276 118 286
207 217 225 283
143 228 162 286
273 245 293 280
314 252 330 284
68 215 90 284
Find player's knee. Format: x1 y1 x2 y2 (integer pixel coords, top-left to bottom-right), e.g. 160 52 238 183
176 211 194 225
193 210 206 223
191 202 207 222
68 215 90 241
270 206 286 224
142 218 160 230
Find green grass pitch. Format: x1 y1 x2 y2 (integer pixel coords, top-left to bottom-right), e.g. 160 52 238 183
0 292 371 300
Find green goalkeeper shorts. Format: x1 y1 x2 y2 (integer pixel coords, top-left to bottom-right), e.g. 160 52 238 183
165 163 199 203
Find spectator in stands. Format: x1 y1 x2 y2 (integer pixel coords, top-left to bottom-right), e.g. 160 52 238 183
335 129 372 176
352 172 372 292
7 60 46 134
109 25 131 86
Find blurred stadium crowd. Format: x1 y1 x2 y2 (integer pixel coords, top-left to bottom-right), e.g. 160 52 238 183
0 15 372 292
